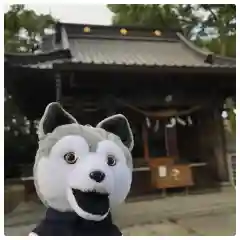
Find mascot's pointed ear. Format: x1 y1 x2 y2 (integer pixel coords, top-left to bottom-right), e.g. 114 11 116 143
38 102 77 139
96 114 134 151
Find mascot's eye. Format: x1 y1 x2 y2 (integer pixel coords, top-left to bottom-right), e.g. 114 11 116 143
64 152 78 164
107 154 117 166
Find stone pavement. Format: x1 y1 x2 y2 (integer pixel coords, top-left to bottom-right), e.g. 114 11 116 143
122 212 236 236
4 187 236 236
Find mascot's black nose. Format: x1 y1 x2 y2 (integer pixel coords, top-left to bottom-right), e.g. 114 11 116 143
89 170 105 183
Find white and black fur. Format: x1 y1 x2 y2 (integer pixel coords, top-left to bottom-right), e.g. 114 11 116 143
30 102 134 236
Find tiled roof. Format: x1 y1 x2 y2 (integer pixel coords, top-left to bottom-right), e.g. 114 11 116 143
4 22 236 69
68 38 221 67
4 49 71 66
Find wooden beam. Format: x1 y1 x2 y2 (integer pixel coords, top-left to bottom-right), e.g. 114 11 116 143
62 88 227 109
212 107 229 181
62 95 203 121
165 125 179 157
142 123 150 163
103 95 116 115
146 106 202 118
55 72 62 102
53 62 236 75
122 96 214 108
116 98 202 118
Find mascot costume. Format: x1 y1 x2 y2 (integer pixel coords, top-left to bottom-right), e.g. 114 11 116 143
29 102 134 236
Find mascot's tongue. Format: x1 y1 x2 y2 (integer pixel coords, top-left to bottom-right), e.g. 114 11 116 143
72 189 109 216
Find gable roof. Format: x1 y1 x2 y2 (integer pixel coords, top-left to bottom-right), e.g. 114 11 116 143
5 22 236 70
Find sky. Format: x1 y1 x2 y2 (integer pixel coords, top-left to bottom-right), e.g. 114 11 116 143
4 4 113 25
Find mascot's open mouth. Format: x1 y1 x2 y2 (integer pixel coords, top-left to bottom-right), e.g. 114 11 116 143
72 188 109 216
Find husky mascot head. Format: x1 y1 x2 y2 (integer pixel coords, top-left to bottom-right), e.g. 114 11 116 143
31 102 134 236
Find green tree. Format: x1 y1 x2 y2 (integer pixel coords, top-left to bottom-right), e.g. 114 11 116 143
107 4 236 57
193 35 235 57
108 5 180 28
4 90 35 178
225 98 236 134
4 4 55 53
4 5 55 178
194 5 236 56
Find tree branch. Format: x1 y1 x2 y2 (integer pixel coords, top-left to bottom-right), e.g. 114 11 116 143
201 5 218 22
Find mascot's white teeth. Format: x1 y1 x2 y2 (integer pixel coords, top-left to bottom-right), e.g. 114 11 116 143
72 188 110 216
83 189 107 194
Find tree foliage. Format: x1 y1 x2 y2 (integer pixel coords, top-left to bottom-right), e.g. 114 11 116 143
4 4 55 53
107 4 236 57
4 5 55 178
108 5 181 28
4 89 39 178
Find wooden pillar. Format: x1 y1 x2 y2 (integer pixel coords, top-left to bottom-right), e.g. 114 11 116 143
55 72 62 103
105 95 116 116
199 106 228 182
213 106 228 181
29 120 35 135
165 125 179 157
142 123 149 162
